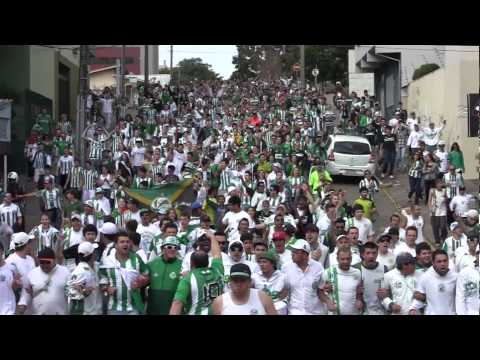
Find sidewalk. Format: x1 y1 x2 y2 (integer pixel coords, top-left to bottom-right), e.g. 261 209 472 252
380 171 479 245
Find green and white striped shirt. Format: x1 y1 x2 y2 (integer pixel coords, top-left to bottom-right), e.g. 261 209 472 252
29 225 60 254
88 140 104 160
39 188 62 210
99 252 148 313
83 169 98 191
69 166 84 189
173 258 224 315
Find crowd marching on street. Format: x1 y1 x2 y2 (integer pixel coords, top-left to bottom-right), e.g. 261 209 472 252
0 76 478 316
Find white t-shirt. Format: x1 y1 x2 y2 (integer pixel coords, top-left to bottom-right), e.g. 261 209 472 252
358 263 386 315
406 118 418 131
137 223 160 255
348 217 374 244
389 118 399 128
434 150 448 173
382 268 418 315
402 211 425 244
222 211 254 236
377 250 396 271
411 267 457 315
325 265 362 315
5 253 36 306
131 147 146 167
100 98 113 114
431 189 447 217
393 242 416 259
22 265 70 315
0 262 16 315
449 194 473 217
383 226 406 243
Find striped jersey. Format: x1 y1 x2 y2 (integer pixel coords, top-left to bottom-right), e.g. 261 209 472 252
57 155 74 176
288 176 305 198
408 160 423 179
32 151 47 169
39 188 62 210
150 163 164 182
99 252 148 313
69 166 84 189
83 169 98 190
29 225 60 253
111 134 123 154
0 203 21 228
88 140 104 160
173 258 224 315
443 173 464 199
219 170 233 192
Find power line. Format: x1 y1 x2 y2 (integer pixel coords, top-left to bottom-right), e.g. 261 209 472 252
347 45 479 53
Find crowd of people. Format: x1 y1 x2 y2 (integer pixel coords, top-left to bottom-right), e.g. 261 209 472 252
0 77 478 316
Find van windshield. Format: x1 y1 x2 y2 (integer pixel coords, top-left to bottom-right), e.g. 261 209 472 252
333 141 370 155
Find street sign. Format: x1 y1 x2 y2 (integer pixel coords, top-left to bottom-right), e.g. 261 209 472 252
292 63 300 72
312 68 319 77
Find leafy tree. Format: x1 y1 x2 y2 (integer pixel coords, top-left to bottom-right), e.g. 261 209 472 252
168 58 221 84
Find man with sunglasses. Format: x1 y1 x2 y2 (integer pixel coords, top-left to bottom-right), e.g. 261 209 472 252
146 236 182 315
19 247 70 315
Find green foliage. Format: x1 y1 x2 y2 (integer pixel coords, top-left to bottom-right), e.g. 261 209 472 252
412 63 440 81
169 58 221 84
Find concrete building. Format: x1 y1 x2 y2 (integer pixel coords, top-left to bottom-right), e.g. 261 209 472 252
90 65 118 92
90 45 159 75
350 45 446 118
0 45 80 172
405 45 479 180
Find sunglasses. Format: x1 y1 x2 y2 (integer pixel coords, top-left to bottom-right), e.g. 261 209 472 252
163 245 178 250
230 247 243 252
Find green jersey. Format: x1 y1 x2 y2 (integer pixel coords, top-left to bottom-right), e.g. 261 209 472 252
36 114 52 135
146 256 182 315
173 258 224 315
99 252 148 314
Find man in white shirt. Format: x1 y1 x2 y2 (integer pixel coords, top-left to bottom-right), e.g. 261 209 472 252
328 234 362 268
377 234 396 271
324 248 363 315
355 241 387 315
99 93 114 129
449 186 473 220
19 247 70 315
0 242 21 315
304 224 329 269
137 209 160 258
454 234 479 273
222 196 255 239
383 214 406 243
434 141 448 175
442 222 468 265
346 205 374 244
282 239 329 315
406 124 423 155
379 252 418 315
422 120 446 153
394 226 418 259
406 112 418 131
409 250 457 315
6 232 36 315
271 231 293 269
388 112 401 130
455 250 479 315
93 188 111 217
131 139 146 171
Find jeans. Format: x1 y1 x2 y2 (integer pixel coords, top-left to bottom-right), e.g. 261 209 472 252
382 150 396 175
430 215 448 245
408 176 423 204
396 147 407 170
424 179 436 205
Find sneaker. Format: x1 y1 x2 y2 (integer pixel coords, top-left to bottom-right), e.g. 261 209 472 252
389 175 394 179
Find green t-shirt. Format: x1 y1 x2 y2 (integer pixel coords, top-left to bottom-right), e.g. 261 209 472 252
54 139 69 155
173 258 224 315
36 114 52 135
146 256 182 315
354 198 375 220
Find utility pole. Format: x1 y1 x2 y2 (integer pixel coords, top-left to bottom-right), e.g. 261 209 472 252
120 45 126 99
170 45 173 71
78 45 90 165
300 45 305 89
144 45 149 97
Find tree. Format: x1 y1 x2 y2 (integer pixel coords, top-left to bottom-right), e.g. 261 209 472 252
169 58 221 84
412 63 440 81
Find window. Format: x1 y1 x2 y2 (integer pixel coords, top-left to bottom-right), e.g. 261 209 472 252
468 93 480 137
333 141 370 155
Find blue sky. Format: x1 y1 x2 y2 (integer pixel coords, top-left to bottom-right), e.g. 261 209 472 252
158 45 237 79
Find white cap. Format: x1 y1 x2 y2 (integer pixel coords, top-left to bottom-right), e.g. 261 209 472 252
95 187 103 194
11 232 35 247
438 140 446 146
287 239 311 254
84 200 94 208
450 222 461 232
466 209 478 218
78 242 99 256
227 186 237 194
100 222 118 235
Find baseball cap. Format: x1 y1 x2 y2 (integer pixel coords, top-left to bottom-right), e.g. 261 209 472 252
272 231 287 241
84 200 94 208
11 232 35 247
287 239 310 253
438 140 446 146
162 236 180 248
256 250 278 265
191 202 202 210
78 242 99 256
450 222 461 232
378 234 392 242
95 187 103 194
227 186 237 194
229 263 252 280
100 222 118 235
70 213 82 221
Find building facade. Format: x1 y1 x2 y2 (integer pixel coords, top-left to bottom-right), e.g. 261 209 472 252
0 45 80 172
90 45 159 75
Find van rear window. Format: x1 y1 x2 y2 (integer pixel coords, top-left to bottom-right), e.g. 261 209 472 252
333 141 370 155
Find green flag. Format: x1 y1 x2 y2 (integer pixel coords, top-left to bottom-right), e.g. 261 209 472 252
123 179 193 210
